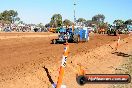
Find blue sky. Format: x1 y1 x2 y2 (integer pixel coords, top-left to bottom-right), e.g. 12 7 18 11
0 0 132 24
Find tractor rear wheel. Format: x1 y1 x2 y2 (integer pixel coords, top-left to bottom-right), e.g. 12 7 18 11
73 35 80 43
107 30 111 35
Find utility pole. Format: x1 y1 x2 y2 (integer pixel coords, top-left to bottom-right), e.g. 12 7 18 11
73 0 76 24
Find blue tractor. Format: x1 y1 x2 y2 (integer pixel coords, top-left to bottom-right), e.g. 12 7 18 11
51 27 89 44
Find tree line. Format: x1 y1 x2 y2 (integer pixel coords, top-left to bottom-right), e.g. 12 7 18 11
46 13 132 29
0 10 132 28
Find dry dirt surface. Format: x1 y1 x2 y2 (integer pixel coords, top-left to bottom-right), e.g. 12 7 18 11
0 32 131 88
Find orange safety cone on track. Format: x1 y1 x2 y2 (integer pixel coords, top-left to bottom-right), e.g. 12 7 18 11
77 63 85 76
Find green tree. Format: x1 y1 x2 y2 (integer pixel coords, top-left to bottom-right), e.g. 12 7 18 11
18 21 24 24
92 14 105 22
92 14 105 29
113 20 124 26
77 18 86 23
113 19 125 30
37 23 45 28
84 20 98 27
63 19 73 26
50 14 62 27
45 23 50 28
98 22 108 29
0 10 20 24
124 19 132 25
0 13 3 20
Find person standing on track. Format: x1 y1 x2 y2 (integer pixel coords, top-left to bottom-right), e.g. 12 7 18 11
83 27 90 42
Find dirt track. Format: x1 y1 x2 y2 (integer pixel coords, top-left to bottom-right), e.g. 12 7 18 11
0 32 131 88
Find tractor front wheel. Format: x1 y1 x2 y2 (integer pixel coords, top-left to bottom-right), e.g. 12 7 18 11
53 39 57 44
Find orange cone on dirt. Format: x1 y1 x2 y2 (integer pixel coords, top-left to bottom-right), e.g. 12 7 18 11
77 63 85 76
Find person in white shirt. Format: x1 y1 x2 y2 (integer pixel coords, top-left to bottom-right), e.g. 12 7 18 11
83 27 89 42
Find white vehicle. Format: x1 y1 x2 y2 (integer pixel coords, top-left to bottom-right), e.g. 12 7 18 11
87 27 94 32
127 25 132 33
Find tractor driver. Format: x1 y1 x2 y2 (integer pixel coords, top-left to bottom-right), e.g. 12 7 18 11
66 25 70 33
65 25 70 40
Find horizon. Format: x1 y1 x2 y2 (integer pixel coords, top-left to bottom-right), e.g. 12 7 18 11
0 0 132 25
